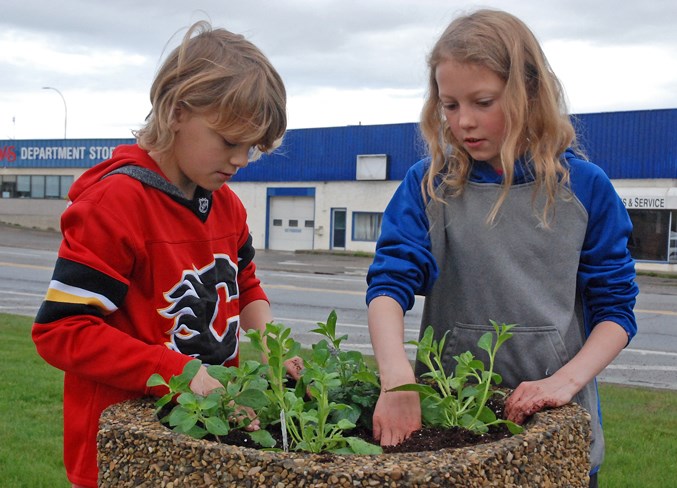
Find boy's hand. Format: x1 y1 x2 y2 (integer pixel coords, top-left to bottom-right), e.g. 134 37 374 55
189 365 223 397
284 356 304 381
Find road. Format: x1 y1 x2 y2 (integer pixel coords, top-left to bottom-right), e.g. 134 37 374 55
1 223 675 390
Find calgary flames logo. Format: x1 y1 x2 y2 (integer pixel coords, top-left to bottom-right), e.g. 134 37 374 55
159 254 240 365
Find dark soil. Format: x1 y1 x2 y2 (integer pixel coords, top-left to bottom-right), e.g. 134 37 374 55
205 397 513 454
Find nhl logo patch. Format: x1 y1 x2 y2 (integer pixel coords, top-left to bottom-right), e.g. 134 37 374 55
198 197 209 214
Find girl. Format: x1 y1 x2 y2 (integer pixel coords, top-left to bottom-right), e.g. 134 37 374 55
366 9 638 486
32 21 300 488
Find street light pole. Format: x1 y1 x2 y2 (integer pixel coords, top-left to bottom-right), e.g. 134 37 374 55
42 86 67 139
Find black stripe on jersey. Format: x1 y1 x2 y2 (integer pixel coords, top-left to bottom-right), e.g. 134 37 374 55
35 300 106 324
51 257 128 307
238 233 255 271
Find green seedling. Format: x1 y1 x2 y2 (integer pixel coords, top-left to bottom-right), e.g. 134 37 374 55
389 321 523 435
146 359 275 447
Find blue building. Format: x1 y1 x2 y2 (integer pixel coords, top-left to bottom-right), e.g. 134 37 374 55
0 108 675 270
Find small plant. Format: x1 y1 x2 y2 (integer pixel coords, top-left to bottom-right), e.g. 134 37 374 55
389 321 523 435
307 310 380 430
146 358 275 447
147 314 525 457
246 316 382 454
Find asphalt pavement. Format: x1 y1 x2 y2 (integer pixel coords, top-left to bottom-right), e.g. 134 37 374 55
0 223 374 276
2 222 676 390
2 222 675 286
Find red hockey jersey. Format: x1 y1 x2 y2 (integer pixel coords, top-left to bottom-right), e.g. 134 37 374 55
32 144 268 487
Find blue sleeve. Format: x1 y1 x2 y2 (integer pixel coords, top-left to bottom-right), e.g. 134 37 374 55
366 159 439 312
567 153 639 342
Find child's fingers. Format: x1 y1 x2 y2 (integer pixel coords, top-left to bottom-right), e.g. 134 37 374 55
284 356 304 380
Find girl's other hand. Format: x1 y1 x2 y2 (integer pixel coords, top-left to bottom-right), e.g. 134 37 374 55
372 388 422 446
504 375 577 424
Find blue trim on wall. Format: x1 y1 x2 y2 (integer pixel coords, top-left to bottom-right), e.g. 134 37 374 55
266 187 316 197
1 108 675 180
264 187 316 248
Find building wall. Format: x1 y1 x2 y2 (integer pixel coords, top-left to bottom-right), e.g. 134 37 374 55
229 180 401 253
0 109 675 272
0 198 66 230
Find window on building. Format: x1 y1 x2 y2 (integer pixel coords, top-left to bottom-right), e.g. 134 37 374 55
304 220 314 228
60 176 74 199
45 175 61 198
289 220 298 227
0 175 16 198
353 212 383 242
31 176 46 198
16 175 31 198
627 209 670 262
0 174 73 199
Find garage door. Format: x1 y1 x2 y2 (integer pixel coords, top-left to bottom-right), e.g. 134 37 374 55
268 196 315 250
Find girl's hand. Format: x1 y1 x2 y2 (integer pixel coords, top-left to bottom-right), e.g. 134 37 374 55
504 375 577 424
505 321 629 424
372 387 421 446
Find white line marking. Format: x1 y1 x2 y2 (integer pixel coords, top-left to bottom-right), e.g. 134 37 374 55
605 365 677 372
622 348 677 357
274 316 419 334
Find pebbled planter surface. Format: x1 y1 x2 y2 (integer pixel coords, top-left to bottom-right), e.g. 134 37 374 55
98 397 591 487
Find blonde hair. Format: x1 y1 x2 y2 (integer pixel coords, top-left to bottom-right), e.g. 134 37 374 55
420 9 577 225
136 21 287 160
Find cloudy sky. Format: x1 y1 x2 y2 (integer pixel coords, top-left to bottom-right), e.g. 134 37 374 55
2 0 676 140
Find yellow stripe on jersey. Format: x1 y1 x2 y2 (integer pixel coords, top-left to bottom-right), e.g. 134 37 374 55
45 280 118 313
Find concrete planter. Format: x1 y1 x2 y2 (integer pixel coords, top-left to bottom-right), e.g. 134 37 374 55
98 397 591 487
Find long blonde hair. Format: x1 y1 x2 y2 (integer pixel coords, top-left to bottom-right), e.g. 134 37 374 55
420 9 576 225
135 21 287 160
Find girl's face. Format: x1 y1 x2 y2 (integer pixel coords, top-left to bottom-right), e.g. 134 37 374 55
156 108 255 199
436 58 507 170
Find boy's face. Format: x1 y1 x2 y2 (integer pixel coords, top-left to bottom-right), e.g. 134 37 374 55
162 108 256 198
436 58 507 170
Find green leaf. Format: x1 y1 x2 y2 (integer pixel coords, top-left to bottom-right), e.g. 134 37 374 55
236 389 270 409
205 365 234 384
477 332 493 354
167 408 186 427
351 371 380 388
325 309 338 337
249 429 276 448
179 412 200 432
475 405 497 423
176 392 198 406
198 395 219 411
344 436 383 455
205 416 230 435
461 385 479 400
505 421 524 434
336 418 356 430
184 424 208 439
182 359 202 375
154 393 174 410
146 373 167 388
